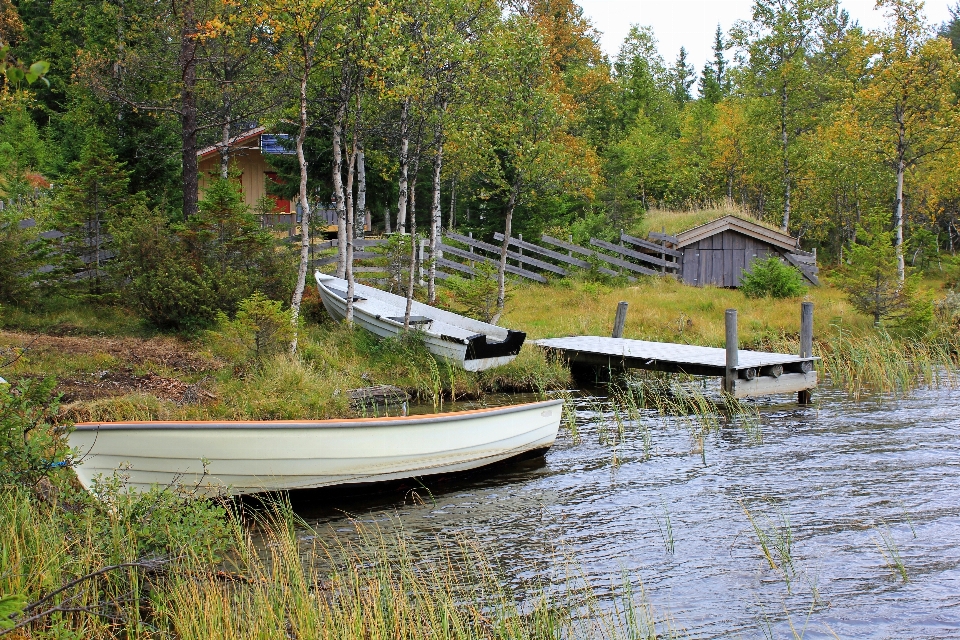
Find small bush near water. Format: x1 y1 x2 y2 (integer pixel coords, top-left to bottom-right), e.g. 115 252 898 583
739 256 807 299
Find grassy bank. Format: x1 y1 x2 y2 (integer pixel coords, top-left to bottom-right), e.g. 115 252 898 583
0 319 571 422
1 486 677 639
2 263 957 422
504 275 958 397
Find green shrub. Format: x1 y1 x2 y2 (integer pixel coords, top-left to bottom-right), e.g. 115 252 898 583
112 180 295 333
206 292 294 367
740 256 807 299
0 377 71 490
836 211 914 326
0 212 56 307
442 260 502 322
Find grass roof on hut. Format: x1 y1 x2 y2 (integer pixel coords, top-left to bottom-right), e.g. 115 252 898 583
637 205 783 238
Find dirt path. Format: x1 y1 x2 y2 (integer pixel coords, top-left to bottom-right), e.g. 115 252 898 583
0 330 222 403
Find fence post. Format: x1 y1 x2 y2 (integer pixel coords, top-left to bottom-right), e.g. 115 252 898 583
418 237 425 286
798 301 814 404
724 309 738 395
660 226 666 276
612 301 629 338
468 231 474 275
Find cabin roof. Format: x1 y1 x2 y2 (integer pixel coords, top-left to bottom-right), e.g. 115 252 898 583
675 215 799 252
196 126 266 161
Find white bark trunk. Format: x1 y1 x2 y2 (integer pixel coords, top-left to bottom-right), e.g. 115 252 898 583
403 177 418 330
345 136 357 323
448 176 456 232
491 180 520 326
780 85 791 233
332 104 347 279
428 141 443 303
219 115 230 180
895 157 906 283
289 58 311 354
397 98 411 234
356 143 366 237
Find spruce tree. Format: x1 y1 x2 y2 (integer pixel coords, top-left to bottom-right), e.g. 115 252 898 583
53 133 132 296
837 210 915 325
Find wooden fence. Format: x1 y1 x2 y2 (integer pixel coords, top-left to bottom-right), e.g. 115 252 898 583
306 229 681 286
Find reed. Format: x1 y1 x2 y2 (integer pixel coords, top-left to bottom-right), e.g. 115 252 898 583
2 487 694 639
873 522 908 583
738 499 796 592
656 499 675 554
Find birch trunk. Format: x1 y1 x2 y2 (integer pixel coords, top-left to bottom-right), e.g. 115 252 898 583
448 177 456 232
289 54 311 354
403 177 418 330
428 140 443 303
345 136 357 323
397 98 411 234
780 83 791 232
894 116 906 283
491 180 521 325
332 103 347 279
356 142 366 237
219 114 231 179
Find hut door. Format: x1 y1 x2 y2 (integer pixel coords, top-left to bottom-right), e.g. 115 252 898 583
265 172 291 213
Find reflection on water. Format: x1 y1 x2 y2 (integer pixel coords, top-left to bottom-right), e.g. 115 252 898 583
292 384 960 639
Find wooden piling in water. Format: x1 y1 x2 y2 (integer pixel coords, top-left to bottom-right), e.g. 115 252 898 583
798 301 814 404
724 309 738 394
612 301 629 339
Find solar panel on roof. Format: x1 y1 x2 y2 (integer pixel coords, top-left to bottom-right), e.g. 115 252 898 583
261 134 295 155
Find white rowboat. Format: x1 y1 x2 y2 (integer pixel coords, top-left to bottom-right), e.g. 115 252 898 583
69 399 564 496
315 272 525 371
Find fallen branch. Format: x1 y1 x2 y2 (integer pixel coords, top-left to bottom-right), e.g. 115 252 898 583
1 557 173 636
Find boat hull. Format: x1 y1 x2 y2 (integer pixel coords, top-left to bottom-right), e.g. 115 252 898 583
68 400 564 496
315 273 524 371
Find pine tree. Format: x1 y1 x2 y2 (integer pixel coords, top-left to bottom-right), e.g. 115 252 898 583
670 47 695 104
939 3 960 52
53 133 132 296
837 210 915 325
699 25 728 103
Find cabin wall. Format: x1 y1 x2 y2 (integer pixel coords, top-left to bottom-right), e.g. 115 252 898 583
679 230 779 287
198 142 293 215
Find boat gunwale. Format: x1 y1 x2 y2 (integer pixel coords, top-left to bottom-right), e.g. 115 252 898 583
315 272 504 339
73 398 565 431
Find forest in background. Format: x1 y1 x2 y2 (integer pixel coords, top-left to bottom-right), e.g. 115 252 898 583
2 0 960 331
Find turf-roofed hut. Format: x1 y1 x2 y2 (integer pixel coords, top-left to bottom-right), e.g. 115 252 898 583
662 215 819 288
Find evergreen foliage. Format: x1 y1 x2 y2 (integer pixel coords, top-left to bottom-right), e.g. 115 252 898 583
112 180 293 333
740 256 807 299
207 292 295 367
442 260 502 323
52 133 135 297
837 211 916 325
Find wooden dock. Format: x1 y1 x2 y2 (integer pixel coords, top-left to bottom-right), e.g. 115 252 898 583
535 303 818 401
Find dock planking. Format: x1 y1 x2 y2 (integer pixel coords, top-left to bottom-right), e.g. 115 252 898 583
536 336 817 399
535 336 816 377
536 302 818 400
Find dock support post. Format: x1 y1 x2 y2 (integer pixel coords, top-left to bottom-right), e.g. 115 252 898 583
612 301 629 338
724 309 738 395
798 301 814 404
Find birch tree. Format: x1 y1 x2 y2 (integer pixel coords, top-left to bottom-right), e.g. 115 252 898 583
478 15 598 324
856 0 960 282
260 0 344 352
731 0 839 232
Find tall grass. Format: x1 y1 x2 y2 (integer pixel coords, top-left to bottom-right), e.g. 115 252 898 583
1 489 683 639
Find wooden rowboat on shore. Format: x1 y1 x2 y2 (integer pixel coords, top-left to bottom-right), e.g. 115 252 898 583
315 272 525 371
69 399 564 496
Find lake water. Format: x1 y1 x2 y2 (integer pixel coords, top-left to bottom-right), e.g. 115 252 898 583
292 383 960 639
